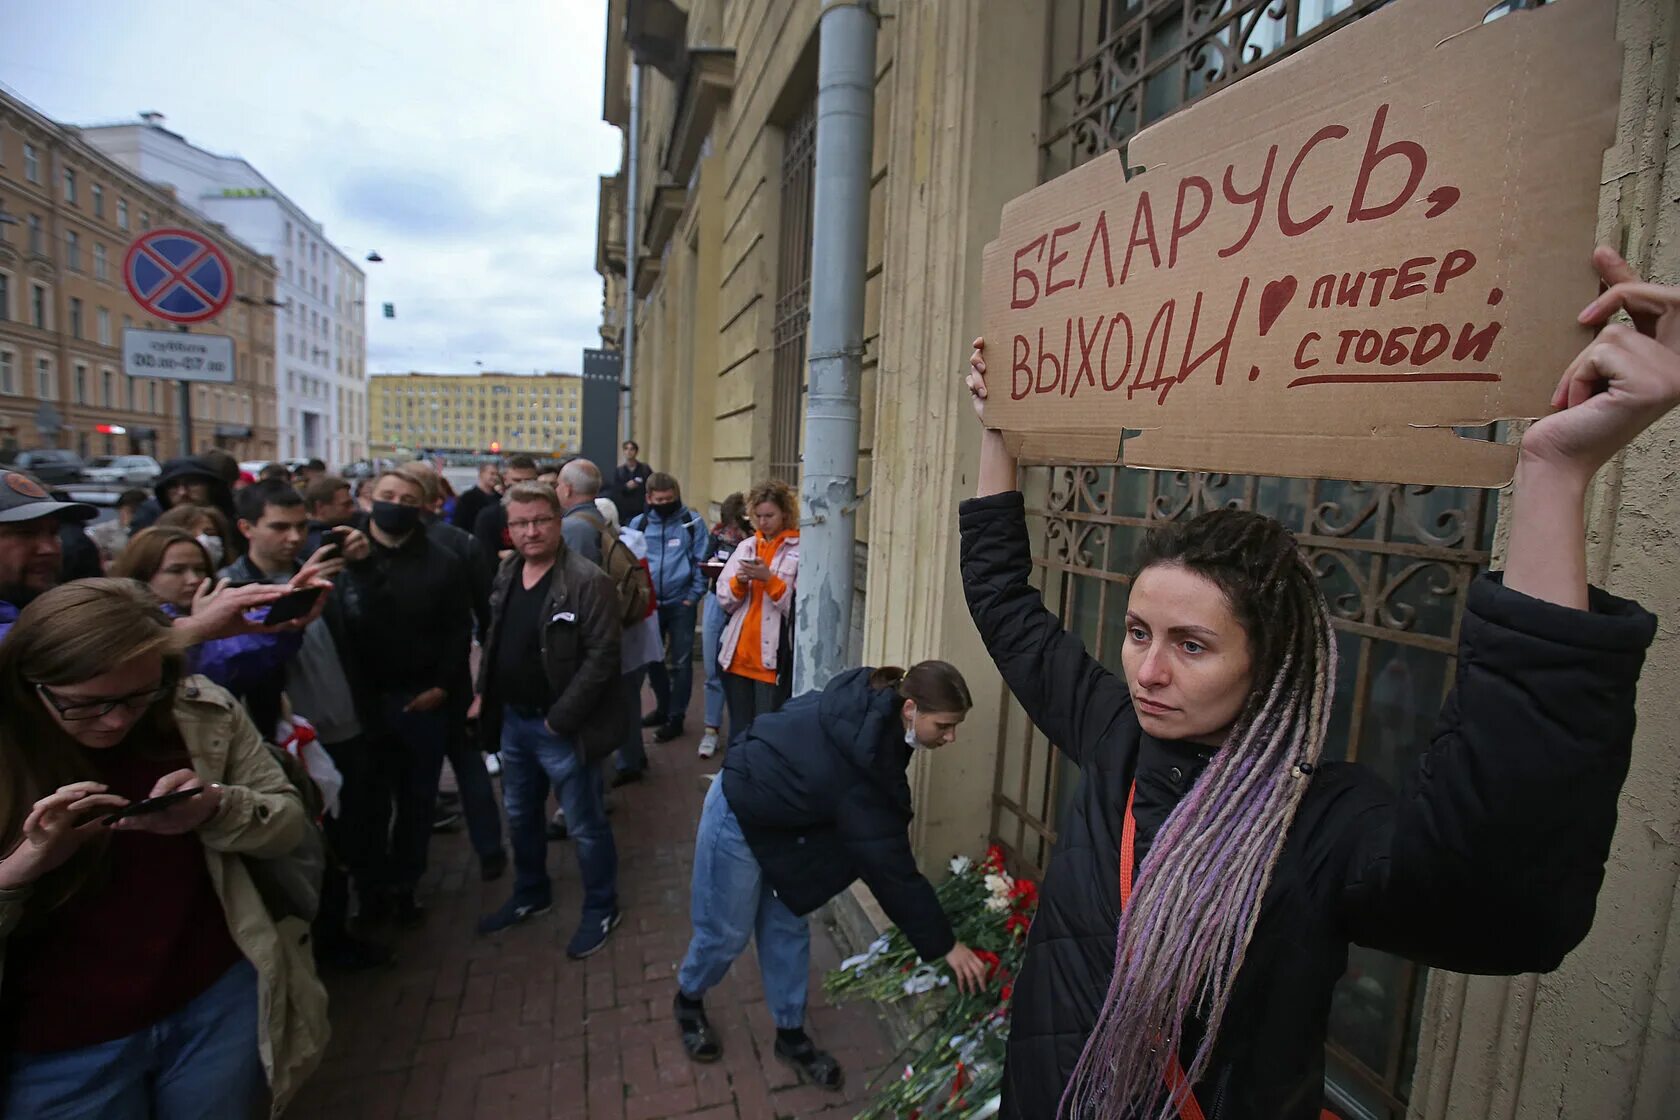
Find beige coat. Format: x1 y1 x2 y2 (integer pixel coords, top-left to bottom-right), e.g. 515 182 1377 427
0 676 330 1116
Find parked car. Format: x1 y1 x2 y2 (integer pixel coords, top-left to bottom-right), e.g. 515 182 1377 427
81 454 162 486
339 458 396 480
0 447 86 486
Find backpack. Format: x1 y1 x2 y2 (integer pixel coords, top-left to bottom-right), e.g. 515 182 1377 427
575 509 656 626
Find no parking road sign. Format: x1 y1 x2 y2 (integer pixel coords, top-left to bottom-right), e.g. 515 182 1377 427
123 228 234 324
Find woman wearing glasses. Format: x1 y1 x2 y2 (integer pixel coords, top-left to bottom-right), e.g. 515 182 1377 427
0 579 328 1119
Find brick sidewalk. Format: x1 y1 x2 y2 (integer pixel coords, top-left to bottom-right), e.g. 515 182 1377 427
286 693 898 1120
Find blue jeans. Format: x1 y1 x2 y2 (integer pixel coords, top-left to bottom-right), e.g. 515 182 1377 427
615 666 649 775
377 692 452 893
499 707 617 918
677 780 810 1029
701 595 727 731
646 600 698 726
4 958 263 1120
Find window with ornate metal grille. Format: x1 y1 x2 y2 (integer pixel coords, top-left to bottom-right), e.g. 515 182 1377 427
994 3 1495 1117
769 99 817 484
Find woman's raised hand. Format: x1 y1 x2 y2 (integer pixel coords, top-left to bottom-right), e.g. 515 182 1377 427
966 337 989 423
1525 246 1680 480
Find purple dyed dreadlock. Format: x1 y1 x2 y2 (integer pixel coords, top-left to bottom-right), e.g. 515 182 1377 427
1061 509 1338 1120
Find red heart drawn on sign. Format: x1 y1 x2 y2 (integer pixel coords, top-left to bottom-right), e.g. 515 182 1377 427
1424 186 1460 218
1259 275 1298 337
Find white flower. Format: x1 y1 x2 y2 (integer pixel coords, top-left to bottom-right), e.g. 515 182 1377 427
984 894 1011 913
902 965 944 995
949 854 974 876
838 933 894 972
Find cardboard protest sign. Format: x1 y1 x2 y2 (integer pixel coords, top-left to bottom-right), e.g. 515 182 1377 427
980 0 1619 487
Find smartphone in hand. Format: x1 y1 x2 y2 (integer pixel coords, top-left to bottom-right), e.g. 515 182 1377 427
262 586 325 626
318 526 351 561
104 785 204 824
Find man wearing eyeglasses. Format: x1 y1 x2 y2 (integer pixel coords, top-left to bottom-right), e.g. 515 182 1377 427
470 481 625 958
0 469 99 639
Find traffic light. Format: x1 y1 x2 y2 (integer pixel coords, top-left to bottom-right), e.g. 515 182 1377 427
489 441 501 454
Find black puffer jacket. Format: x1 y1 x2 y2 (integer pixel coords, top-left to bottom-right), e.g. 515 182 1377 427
721 667 956 962
960 491 1656 1120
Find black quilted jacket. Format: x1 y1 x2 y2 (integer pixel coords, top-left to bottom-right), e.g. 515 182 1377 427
959 491 1655 1120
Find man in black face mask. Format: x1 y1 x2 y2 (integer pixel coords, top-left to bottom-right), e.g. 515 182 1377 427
627 472 709 750
336 470 477 927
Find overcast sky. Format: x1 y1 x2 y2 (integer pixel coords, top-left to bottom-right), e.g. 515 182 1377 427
0 0 620 376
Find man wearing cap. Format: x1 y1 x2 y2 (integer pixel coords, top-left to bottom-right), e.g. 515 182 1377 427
0 470 99 639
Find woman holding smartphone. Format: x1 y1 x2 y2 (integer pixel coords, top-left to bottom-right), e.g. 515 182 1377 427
0 579 328 1118
716 480 800 739
959 246 1673 1120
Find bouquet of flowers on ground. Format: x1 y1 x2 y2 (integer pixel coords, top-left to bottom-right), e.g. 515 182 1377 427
825 845 1039 1119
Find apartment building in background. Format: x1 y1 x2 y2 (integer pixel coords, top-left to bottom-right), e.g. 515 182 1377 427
0 87 278 461
81 113 368 465
597 2 1680 1117
369 370 583 460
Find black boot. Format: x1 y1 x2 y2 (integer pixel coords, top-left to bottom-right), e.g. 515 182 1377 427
674 992 722 1062
774 1029 843 1091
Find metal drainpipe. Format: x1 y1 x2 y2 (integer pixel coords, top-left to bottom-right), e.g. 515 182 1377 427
621 60 641 446
794 0 877 695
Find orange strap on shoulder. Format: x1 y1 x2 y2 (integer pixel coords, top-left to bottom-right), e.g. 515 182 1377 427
1121 783 1208 1120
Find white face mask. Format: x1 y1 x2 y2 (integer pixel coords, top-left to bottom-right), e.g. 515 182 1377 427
905 704 925 750
197 533 224 567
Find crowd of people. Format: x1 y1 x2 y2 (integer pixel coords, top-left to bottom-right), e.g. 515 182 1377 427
0 246 1674 1119
0 432 850 1115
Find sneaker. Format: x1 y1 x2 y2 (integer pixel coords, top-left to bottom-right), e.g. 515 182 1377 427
479 850 508 882
641 711 665 728
484 752 502 776
547 810 568 841
477 895 552 935
653 721 684 743
697 730 719 759
566 910 623 959
432 809 462 833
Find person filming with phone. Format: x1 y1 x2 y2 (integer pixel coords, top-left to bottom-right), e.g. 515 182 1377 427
0 578 328 1118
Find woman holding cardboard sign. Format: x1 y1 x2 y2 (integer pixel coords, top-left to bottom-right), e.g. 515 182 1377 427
958 246 1674 1120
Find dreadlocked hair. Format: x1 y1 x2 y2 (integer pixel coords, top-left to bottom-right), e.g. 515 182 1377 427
1060 509 1338 1120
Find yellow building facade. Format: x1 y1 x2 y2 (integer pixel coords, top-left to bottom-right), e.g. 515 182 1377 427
599 2 1680 1117
368 371 583 459
0 90 278 462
